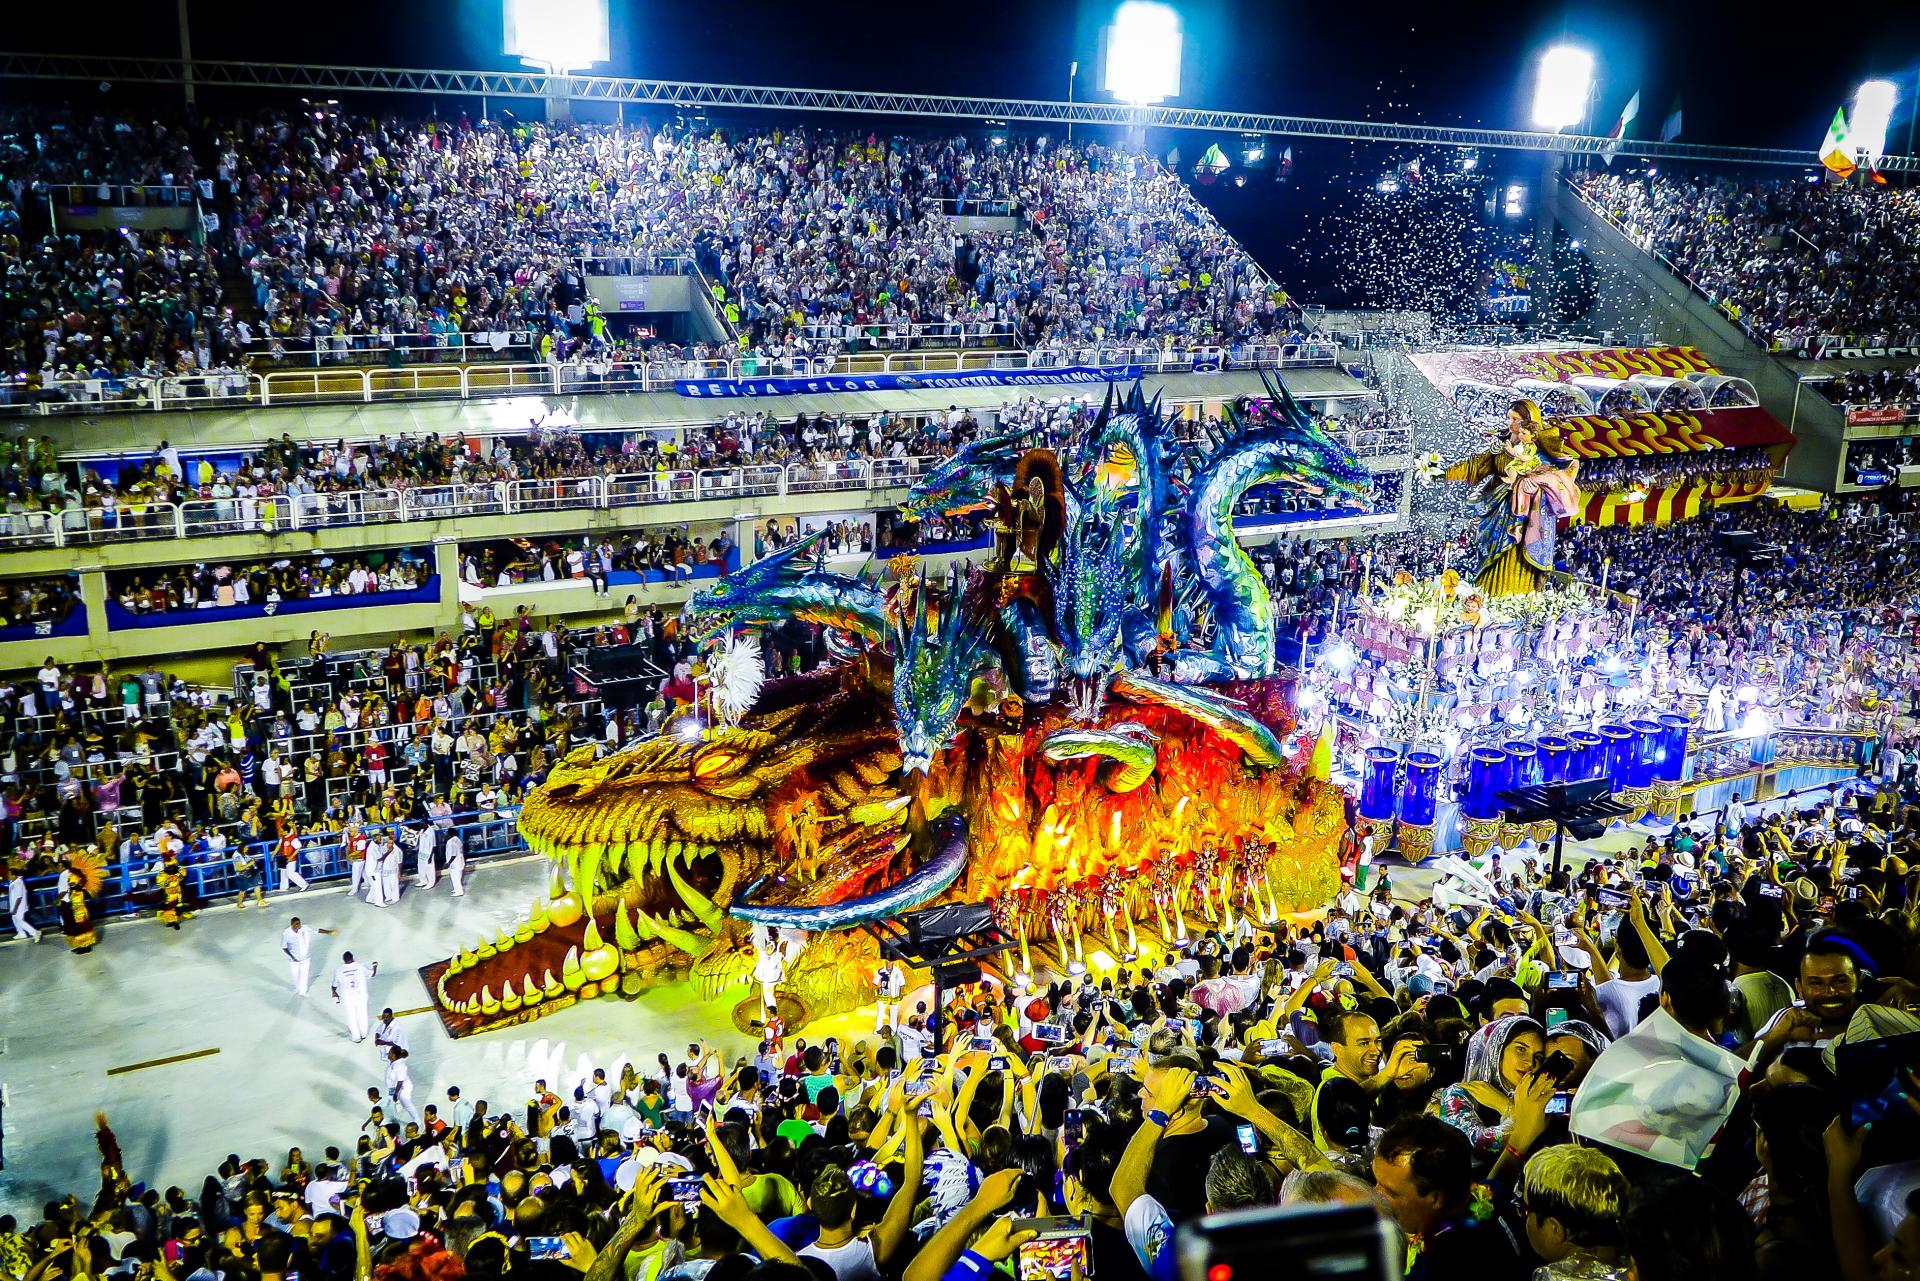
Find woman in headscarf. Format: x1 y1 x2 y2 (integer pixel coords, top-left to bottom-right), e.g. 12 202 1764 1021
1428 1013 1545 1157
1544 1019 1611 1088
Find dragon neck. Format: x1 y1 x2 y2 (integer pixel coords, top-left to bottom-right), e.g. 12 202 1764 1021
1186 446 1286 679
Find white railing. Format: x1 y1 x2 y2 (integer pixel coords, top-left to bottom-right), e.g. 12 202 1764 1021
247 330 537 368
48 183 196 207
7 454 962 549
3 340 1337 418
511 477 604 512
0 511 58 550
400 484 511 522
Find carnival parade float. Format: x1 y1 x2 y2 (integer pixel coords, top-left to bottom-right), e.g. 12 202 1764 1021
425 380 1367 1035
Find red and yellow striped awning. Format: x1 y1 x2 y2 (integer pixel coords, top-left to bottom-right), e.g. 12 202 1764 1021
1580 477 1773 527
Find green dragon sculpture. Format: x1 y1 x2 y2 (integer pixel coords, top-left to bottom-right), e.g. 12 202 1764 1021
424 378 1366 1037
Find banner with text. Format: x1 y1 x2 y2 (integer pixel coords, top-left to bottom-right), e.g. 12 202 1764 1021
675 364 1144 399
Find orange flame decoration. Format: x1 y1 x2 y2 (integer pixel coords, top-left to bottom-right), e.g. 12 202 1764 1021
929 696 1343 941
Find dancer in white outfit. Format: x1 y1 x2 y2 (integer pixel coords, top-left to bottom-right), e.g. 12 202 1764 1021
376 833 402 906
385 1047 421 1125
281 916 315 994
332 950 378 1041
874 960 905 1032
444 830 466 897
6 869 42 942
414 826 438 889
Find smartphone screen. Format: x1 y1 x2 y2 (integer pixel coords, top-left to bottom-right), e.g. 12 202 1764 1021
1255 1038 1287 1057
988 1056 1011 1071
1236 1123 1259 1155
1034 1023 1069 1044
526 1237 571 1260
1544 1092 1574 1116
905 1078 935 1099
971 1036 997 1053
1015 1218 1093 1281
666 1178 704 1217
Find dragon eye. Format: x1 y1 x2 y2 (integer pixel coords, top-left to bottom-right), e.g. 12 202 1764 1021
692 748 741 780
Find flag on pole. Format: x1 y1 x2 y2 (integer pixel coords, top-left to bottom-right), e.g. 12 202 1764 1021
1659 97 1683 143
1819 107 1856 178
1193 142 1230 185
1166 146 1182 168
1602 92 1640 165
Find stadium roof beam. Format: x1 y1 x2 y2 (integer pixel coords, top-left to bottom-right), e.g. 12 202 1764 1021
3 50 1913 173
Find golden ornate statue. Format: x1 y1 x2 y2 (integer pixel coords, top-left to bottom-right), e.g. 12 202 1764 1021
1444 399 1582 596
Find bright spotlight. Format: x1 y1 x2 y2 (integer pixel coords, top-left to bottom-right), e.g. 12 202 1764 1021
1741 707 1773 738
1531 45 1595 132
1327 642 1358 674
1102 1 1183 105
1853 79 1899 166
1377 175 1401 195
503 0 609 72
1504 183 1527 217
674 716 703 742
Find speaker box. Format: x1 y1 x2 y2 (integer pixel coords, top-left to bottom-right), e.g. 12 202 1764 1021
933 959 983 987
907 902 994 945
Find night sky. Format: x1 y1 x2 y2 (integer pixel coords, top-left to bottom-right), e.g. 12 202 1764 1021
8 0 1920 305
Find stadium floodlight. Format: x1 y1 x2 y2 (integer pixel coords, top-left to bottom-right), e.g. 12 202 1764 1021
1853 79 1899 166
503 0 609 72
1102 1 1182 105
1531 44 1595 131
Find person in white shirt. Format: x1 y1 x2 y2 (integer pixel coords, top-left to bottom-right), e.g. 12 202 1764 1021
414 826 438 890
332 950 378 1041
281 916 316 995
377 833 403 906
373 1008 410 1060
385 1047 421 1124
443 830 465 896
6 868 41 942
874 960 905 1033
362 831 391 908
896 1013 931 1061
304 1165 349 1217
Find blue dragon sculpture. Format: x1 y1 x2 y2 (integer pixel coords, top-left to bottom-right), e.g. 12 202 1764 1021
680 529 890 648
897 426 1038 523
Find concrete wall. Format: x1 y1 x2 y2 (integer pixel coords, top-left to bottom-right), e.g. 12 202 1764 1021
1554 192 1846 491
583 273 693 315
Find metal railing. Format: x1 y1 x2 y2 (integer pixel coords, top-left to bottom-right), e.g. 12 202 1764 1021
245 330 538 368
1 340 1338 417
2 809 528 933
578 253 697 276
0 457 953 549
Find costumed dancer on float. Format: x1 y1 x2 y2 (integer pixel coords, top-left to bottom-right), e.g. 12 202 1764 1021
1445 398 1582 596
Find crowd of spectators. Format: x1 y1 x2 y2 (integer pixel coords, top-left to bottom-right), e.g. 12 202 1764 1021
457 528 735 590
4 105 1313 391
1818 365 1920 416
0 574 81 632
1577 170 1920 355
1571 447 1779 497
0 606 686 903
5 775 1916 1281
1559 498 1920 627
109 551 433 617
1843 439 1920 482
